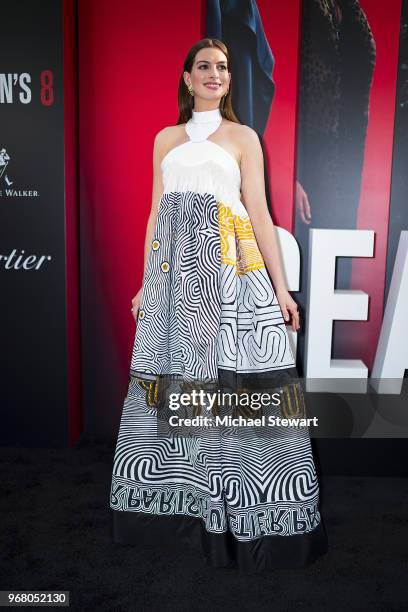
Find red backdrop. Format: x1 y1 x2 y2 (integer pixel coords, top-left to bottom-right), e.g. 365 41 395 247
77 0 402 436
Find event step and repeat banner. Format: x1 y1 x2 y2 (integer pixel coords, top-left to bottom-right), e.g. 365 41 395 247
0 0 80 446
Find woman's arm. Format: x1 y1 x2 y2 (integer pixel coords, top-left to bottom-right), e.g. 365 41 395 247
131 129 167 319
141 131 166 279
239 126 300 331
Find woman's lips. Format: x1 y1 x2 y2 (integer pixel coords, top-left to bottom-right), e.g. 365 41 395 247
204 83 221 89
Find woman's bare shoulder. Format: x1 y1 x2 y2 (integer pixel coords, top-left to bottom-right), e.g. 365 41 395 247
154 124 186 149
227 121 259 144
222 122 261 164
222 121 258 150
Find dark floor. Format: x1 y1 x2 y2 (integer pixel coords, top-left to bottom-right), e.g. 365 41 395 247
1 441 408 611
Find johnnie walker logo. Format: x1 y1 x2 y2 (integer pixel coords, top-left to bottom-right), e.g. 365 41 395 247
0 147 40 198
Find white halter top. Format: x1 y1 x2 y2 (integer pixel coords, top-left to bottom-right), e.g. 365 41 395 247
185 107 223 141
160 107 243 215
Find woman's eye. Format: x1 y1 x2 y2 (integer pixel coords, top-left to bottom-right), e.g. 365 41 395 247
198 65 227 70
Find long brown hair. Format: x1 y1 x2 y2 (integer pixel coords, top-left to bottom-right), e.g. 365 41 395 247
176 38 240 125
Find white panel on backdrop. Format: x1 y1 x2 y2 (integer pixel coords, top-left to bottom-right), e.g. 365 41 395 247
371 231 408 394
275 227 300 357
305 229 374 392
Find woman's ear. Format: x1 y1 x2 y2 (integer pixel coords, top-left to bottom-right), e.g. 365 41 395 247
183 71 190 88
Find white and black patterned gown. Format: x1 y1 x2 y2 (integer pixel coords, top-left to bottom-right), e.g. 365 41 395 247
110 108 328 572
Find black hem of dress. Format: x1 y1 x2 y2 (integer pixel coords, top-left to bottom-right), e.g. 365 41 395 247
111 509 329 574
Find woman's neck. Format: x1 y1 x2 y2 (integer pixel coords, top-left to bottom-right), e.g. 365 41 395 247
192 101 221 113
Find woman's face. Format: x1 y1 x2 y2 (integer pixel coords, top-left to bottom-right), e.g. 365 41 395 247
184 47 231 103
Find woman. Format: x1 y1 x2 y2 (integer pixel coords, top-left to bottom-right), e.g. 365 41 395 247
110 38 328 573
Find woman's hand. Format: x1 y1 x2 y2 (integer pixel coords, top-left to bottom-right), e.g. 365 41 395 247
131 287 143 321
276 289 300 331
296 180 312 224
